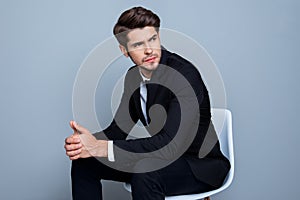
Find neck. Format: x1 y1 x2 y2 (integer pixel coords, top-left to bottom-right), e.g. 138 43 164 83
140 69 152 79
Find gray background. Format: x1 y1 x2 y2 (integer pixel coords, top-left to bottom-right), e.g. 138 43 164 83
0 0 299 199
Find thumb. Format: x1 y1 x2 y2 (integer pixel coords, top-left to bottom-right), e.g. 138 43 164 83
70 121 89 135
70 120 76 130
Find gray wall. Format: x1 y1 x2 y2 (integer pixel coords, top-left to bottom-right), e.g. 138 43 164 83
1 0 299 199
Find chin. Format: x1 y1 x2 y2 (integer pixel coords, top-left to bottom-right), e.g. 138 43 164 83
144 62 159 71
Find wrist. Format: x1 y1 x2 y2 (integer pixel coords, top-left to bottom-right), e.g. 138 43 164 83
95 140 108 158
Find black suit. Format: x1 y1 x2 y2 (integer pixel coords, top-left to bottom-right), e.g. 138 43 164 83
71 48 230 200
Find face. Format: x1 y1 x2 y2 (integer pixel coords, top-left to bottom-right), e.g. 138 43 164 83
119 26 161 78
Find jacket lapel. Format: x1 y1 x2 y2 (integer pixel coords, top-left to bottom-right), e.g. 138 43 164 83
128 67 149 126
129 48 171 126
146 49 171 124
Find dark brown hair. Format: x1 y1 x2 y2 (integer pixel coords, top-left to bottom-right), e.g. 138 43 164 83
113 6 160 47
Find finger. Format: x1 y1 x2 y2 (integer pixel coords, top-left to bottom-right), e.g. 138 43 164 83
65 136 80 144
64 143 82 151
65 136 81 144
66 148 82 157
69 154 80 160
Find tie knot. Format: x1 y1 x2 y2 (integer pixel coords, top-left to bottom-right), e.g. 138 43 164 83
141 80 149 87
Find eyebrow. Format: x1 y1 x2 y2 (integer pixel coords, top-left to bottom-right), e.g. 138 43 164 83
130 34 158 47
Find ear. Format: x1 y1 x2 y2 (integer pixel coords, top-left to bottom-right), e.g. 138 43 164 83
119 45 129 57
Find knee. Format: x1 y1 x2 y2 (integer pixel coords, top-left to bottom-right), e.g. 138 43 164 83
131 172 164 192
71 158 99 180
130 172 165 199
71 159 88 179
131 173 148 188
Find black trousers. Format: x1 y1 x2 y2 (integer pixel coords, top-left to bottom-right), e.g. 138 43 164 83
71 157 214 200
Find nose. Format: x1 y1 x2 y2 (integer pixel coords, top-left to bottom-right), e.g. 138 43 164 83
144 43 153 55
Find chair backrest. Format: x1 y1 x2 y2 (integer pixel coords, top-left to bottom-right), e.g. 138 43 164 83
211 108 232 160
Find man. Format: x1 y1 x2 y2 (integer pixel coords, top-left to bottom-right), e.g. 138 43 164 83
65 6 230 200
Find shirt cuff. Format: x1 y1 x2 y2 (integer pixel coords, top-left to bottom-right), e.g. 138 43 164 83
107 140 115 162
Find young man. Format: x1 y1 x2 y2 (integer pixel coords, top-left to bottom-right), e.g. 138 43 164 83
64 6 230 200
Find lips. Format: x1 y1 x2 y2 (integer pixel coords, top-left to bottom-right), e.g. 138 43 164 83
144 56 156 63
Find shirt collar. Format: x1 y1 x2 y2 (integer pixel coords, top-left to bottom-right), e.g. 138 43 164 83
139 68 151 82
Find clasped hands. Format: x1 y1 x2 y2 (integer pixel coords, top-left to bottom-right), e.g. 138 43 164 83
64 121 108 160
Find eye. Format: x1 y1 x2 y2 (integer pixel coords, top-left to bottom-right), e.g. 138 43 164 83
150 36 157 42
133 42 143 48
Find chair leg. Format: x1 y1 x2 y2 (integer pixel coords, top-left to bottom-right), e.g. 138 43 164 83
204 197 210 200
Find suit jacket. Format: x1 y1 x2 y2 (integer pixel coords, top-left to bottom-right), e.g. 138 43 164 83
97 48 230 188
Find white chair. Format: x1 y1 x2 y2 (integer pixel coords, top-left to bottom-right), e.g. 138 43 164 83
124 108 234 200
